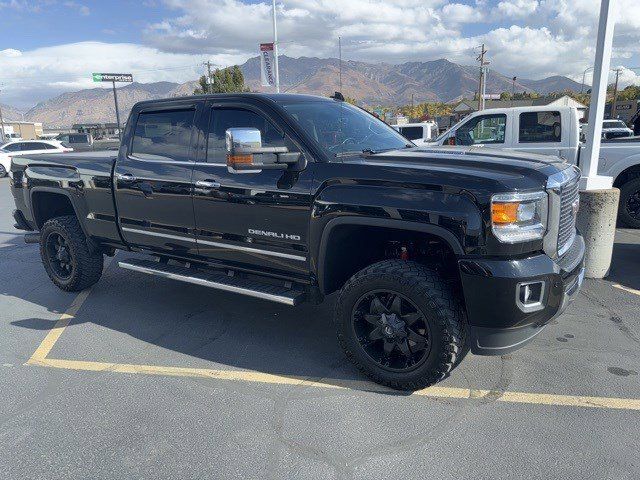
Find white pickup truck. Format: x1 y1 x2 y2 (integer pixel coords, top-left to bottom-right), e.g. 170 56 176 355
426 106 640 227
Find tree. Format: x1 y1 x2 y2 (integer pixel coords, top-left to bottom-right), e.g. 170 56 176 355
194 65 249 94
500 92 512 101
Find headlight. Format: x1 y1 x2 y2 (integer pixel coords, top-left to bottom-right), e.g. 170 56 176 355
491 191 548 243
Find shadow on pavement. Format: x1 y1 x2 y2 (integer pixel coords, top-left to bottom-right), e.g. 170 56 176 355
607 242 640 290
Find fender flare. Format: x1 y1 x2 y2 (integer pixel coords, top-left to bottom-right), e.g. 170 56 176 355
316 217 464 294
29 187 89 237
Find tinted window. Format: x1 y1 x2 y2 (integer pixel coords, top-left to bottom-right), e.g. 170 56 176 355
398 126 424 140
22 142 42 150
519 111 561 143
2 143 22 152
456 114 507 145
44 143 59 149
69 134 89 144
131 109 195 162
206 108 290 164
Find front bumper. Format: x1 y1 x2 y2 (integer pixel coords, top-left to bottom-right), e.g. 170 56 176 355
459 233 585 356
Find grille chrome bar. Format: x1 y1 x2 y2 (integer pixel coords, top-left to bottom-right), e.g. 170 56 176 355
544 166 581 259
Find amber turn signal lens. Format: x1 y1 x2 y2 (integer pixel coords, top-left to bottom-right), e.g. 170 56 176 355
492 202 519 224
227 154 254 167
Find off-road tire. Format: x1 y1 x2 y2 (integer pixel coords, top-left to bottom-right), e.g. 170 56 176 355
0 164 6 178
334 260 467 391
618 178 640 228
40 215 104 291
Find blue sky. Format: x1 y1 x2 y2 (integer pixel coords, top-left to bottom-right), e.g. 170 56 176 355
1 0 639 108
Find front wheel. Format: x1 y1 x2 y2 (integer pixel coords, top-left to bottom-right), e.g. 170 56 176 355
40 215 104 291
0 164 7 178
618 178 640 228
334 260 466 391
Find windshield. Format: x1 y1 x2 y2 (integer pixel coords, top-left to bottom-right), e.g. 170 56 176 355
604 120 627 129
282 101 412 157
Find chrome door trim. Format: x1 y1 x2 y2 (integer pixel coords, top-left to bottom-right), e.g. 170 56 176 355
121 227 306 262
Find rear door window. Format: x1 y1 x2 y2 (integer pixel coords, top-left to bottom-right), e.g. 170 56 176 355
131 109 195 162
519 111 561 143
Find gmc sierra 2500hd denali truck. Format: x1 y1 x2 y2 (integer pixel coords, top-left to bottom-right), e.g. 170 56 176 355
9 93 585 390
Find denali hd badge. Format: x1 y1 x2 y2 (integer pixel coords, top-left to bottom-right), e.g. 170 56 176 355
248 229 301 241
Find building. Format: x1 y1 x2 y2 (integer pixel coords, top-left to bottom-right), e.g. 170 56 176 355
452 95 587 122
0 120 44 141
72 123 120 139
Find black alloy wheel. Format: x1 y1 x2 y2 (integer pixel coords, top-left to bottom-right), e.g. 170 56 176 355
352 291 431 372
45 232 74 280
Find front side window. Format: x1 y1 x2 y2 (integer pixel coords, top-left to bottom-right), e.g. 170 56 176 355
131 109 195 162
282 101 410 157
398 126 424 141
206 107 292 164
69 134 88 144
456 114 507 145
519 111 561 143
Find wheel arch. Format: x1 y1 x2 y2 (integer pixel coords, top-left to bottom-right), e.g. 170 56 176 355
317 217 464 295
30 187 84 232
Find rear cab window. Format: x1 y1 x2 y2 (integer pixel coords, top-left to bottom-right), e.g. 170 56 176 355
519 111 561 143
131 109 195 162
398 126 424 141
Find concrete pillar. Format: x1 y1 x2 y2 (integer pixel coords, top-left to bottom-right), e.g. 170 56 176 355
576 189 620 278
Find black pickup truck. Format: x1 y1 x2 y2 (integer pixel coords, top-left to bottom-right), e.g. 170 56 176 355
9 93 585 390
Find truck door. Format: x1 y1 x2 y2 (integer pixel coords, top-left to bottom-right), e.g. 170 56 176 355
191 101 313 279
510 110 573 160
113 101 200 257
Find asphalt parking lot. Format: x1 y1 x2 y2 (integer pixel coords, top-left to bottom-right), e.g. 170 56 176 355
1 176 639 479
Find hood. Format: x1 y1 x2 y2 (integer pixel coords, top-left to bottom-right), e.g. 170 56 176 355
352 146 571 194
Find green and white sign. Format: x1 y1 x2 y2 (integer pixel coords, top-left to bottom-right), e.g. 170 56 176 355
92 73 133 83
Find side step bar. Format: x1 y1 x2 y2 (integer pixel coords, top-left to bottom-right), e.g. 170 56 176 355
118 258 305 306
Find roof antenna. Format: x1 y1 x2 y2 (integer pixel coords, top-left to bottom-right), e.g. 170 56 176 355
332 92 345 101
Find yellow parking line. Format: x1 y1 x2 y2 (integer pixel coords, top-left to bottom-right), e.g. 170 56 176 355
27 289 93 363
24 258 640 412
27 356 640 412
613 284 640 296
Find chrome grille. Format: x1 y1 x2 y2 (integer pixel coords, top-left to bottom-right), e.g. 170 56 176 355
557 173 579 256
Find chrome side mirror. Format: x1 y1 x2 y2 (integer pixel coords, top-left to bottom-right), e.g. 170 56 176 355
225 127 263 155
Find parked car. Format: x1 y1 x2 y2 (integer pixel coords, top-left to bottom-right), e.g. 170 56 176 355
601 119 634 140
0 151 10 177
0 140 72 158
9 93 584 390
427 106 640 227
392 121 439 145
56 132 120 151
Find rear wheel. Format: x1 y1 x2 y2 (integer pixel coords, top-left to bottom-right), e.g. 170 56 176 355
0 164 6 178
334 260 466 390
618 178 640 228
40 215 104 291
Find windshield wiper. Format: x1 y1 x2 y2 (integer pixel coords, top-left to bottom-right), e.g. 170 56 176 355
334 145 413 158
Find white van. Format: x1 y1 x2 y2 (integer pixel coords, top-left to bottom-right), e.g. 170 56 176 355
392 122 439 145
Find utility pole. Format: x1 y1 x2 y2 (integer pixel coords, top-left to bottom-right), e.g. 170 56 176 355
511 76 517 107
271 0 280 93
338 36 342 92
203 61 214 93
476 44 488 111
611 67 621 119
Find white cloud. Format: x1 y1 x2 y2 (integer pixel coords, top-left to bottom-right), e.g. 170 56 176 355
441 3 484 24
0 42 243 109
495 0 539 19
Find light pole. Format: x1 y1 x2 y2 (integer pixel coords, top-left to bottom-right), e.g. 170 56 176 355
0 89 5 144
581 66 593 94
271 0 280 93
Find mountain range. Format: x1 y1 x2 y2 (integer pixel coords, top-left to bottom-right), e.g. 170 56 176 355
7 56 586 128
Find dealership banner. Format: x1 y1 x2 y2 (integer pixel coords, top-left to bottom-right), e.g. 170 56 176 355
260 43 275 87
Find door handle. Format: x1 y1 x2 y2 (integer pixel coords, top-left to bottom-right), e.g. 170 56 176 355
195 180 221 189
116 172 138 182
